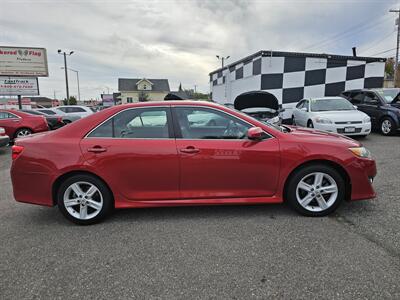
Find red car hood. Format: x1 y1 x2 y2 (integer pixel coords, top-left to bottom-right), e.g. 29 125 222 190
286 126 361 147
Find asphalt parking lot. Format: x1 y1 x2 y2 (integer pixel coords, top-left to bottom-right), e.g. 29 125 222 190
0 133 399 299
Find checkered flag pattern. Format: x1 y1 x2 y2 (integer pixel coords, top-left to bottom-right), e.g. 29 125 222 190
210 52 385 105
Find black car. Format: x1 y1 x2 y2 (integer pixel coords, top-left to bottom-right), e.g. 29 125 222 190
341 88 400 135
20 109 65 130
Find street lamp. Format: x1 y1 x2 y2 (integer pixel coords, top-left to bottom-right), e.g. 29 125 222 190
58 49 74 105
216 55 230 68
61 67 81 102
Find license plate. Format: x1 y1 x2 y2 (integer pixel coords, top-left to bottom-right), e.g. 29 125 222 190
344 127 356 133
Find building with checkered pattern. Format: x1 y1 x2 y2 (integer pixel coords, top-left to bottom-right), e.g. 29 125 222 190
209 50 386 121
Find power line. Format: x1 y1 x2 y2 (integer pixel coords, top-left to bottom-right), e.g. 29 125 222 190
369 47 397 56
359 30 396 55
301 14 390 52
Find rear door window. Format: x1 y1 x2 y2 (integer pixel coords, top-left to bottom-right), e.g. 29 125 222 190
88 107 171 139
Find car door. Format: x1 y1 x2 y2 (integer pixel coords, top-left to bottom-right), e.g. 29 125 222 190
293 100 304 125
0 112 20 137
362 92 384 126
172 106 280 199
80 106 180 201
296 100 309 126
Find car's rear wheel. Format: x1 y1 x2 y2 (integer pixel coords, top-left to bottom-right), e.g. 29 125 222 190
14 128 32 138
292 116 296 125
286 164 345 216
380 117 396 136
307 120 314 128
57 174 113 225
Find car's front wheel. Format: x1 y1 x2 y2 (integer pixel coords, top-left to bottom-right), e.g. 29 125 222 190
57 174 113 225
380 117 396 136
307 120 314 128
286 164 345 216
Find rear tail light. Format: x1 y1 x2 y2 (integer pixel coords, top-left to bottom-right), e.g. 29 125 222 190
57 116 63 123
12 145 24 161
0 127 5 136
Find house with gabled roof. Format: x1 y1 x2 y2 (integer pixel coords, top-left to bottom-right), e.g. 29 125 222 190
118 78 170 103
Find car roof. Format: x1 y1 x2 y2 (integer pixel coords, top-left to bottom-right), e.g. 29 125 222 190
0 109 31 117
306 96 345 101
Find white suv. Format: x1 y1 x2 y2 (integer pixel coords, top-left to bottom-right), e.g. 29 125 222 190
56 105 94 118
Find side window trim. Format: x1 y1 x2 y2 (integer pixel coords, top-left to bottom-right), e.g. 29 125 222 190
85 106 175 139
171 106 271 140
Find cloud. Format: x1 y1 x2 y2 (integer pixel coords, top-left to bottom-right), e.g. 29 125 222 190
0 0 397 100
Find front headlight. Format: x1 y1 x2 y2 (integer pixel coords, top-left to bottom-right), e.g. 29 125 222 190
363 116 371 123
349 147 372 158
267 116 280 125
315 117 333 124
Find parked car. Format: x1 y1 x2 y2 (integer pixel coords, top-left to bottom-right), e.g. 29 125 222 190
292 97 371 137
36 108 81 124
0 127 9 147
11 101 376 225
0 109 48 140
56 105 94 118
341 88 400 135
233 91 282 125
20 109 65 130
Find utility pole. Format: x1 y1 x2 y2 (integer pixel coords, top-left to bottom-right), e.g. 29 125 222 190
390 9 400 86
62 68 81 102
216 55 230 68
58 50 74 104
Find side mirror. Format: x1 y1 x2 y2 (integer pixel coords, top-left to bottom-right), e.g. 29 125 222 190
247 127 264 140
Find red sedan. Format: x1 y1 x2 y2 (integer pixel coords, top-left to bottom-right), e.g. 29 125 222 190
10 101 377 225
0 109 49 140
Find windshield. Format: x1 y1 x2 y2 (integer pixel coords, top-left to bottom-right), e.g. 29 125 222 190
374 89 400 103
310 98 354 112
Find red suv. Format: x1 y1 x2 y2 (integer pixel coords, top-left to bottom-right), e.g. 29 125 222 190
0 109 49 140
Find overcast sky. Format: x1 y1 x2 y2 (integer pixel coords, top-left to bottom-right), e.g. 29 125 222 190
0 0 399 100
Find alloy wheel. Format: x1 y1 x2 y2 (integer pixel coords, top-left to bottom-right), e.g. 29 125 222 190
17 129 32 137
296 172 338 212
381 120 392 135
63 181 103 220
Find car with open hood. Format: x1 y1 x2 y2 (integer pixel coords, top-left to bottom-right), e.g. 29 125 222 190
233 91 282 125
341 88 400 135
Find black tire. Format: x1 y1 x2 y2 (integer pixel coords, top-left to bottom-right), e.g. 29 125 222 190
380 116 396 136
63 120 72 124
57 174 113 225
292 116 296 126
285 164 345 217
14 128 32 139
307 120 314 128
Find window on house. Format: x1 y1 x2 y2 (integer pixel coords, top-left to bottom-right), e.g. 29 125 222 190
127 97 133 103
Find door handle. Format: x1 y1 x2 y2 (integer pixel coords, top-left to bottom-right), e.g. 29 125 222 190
87 146 107 153
12 119 20 122
180 146 200 154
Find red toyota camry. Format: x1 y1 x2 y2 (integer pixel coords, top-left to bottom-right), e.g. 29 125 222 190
11 101 376 225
